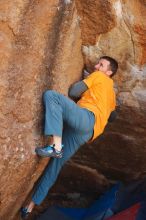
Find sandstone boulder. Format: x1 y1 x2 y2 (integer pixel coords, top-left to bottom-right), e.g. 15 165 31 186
0 0 146 220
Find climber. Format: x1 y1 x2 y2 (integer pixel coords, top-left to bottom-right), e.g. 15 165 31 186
20 56 118 219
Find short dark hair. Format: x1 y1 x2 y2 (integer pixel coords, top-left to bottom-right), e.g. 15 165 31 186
100 56 118 77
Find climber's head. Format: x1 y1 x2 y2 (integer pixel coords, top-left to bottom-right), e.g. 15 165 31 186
94 56 118 77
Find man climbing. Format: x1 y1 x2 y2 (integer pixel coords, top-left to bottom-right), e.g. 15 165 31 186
21 56 118 219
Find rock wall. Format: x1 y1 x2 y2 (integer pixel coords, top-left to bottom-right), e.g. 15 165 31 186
0 1 83 219
78 0 146 109
72 0 146 181
0 0 146 219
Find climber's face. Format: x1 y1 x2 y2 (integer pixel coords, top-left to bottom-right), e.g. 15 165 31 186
94 59 112 76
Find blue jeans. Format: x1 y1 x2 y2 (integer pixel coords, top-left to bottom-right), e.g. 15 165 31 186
32 90 95 205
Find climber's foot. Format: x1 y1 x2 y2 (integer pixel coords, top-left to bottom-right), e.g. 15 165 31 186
20 207 31 219
35 145 63 158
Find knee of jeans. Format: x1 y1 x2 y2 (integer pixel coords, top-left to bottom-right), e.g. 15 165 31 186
43 90 56 100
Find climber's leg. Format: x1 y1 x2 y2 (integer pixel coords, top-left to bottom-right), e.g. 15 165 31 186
32 110 94 205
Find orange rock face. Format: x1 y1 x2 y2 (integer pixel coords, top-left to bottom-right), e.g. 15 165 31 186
0 0 146 220
81 0 146 108
75 0 116 45
0 1 83 219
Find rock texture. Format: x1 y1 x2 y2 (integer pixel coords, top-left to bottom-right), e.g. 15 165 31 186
80 0 146 109
0 1 83 219
74 0 146 181
73 106 146 182
0 0 146 220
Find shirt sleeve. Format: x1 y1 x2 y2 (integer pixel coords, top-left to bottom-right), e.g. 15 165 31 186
68 81 88 98
83 72 98 88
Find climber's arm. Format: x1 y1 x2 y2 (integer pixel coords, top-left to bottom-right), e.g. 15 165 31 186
68 81 88 99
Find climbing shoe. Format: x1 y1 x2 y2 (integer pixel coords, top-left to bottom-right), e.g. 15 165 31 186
35 145 63 158
20 207 30 219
